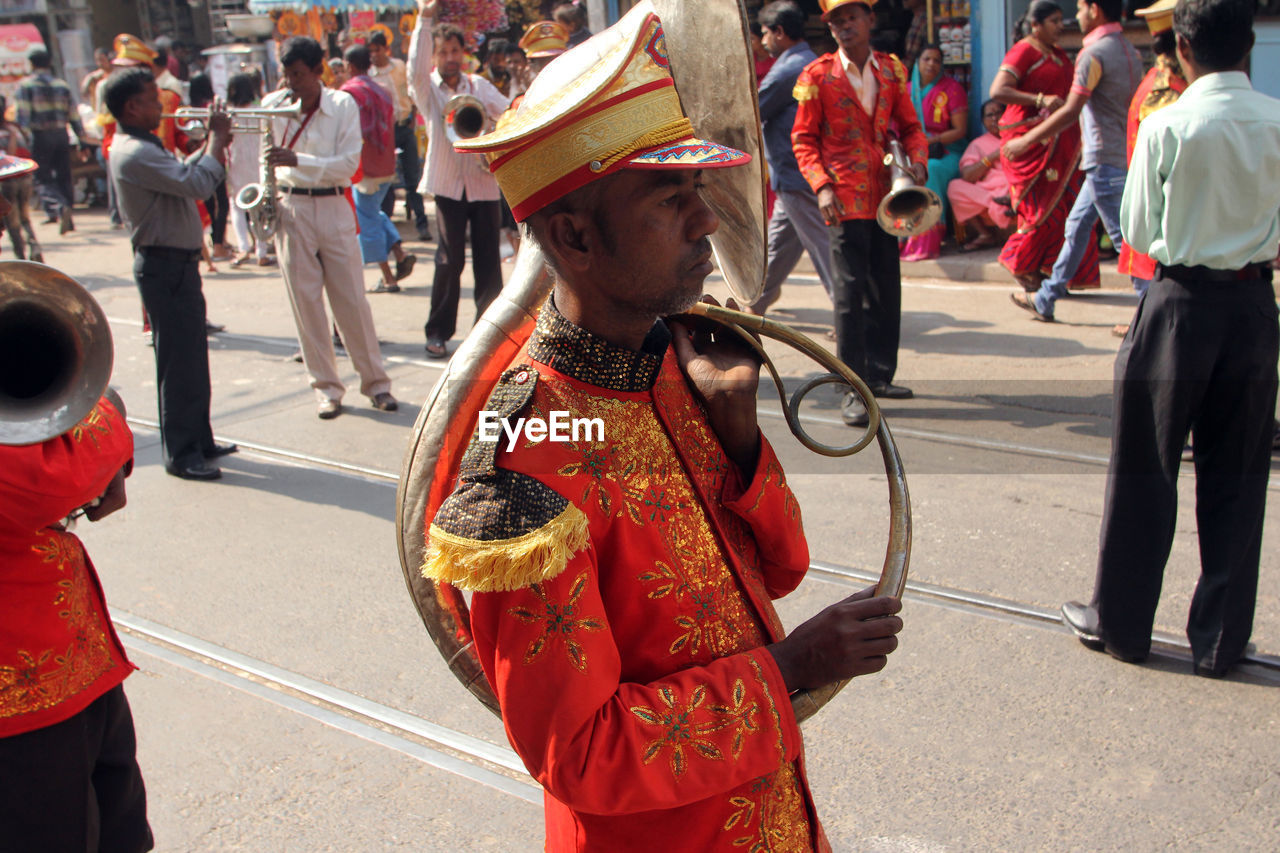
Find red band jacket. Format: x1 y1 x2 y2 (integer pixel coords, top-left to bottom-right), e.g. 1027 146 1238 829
425 304 828 852
0 398 134 738
791 51 928 221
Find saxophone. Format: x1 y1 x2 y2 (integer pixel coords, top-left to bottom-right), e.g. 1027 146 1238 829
234 117 279 244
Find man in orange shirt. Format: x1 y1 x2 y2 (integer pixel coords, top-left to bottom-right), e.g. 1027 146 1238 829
791 0 928 427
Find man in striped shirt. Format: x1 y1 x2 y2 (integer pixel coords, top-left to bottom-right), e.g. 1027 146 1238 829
15 47 85 234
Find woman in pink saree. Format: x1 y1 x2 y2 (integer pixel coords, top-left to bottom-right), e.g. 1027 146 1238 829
947 100 1013 251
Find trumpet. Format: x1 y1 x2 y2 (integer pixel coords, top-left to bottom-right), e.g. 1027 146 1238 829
876 138 943 237
162 102 305 141
444 94 489 145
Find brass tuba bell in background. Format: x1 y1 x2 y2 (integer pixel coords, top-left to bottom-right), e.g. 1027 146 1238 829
0 262 113 446
876 138 943 237
444 94 489 145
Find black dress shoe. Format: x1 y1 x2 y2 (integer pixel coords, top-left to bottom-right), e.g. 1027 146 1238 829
869 382 914 399
204 442 239 459
841 392 869 427
1060 601 1146 663
165 459 222 481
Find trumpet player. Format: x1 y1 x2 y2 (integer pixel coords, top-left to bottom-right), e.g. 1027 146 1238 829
104 67 237 481
262 36 398 420
408 0 510 359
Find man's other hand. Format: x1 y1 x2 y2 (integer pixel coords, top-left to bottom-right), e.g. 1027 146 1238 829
767 585 903 691
84 467 127 522
817 185 841 225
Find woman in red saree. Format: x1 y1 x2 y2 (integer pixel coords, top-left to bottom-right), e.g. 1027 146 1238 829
989 0 1099 291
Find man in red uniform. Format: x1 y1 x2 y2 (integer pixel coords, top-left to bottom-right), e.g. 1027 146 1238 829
791 0 928 428
426 6 904 851
0 330 152 849
1113 0 1187 336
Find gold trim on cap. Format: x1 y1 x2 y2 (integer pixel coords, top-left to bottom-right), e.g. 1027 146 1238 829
491 83 686 207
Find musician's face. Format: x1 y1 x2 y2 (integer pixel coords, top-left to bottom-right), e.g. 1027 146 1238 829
282 60 323 102
827 5 874 54
591 168 720 318
435 34 466 82
125 80 164 132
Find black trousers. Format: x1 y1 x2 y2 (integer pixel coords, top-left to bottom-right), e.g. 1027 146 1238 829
1092 271 1278 669
205 180 229 246
425 193 503 343
30 128 74 219
382 120 427 227
0 685 152 853
829 218 902 385
133 249 216 467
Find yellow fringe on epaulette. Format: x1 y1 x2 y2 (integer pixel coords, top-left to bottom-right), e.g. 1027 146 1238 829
422 503 591 592
793 83 819 102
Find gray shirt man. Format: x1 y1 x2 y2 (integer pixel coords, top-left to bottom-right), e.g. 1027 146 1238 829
109 127 224 250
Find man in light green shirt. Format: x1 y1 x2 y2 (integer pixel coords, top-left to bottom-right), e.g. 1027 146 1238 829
1061 0 1279 679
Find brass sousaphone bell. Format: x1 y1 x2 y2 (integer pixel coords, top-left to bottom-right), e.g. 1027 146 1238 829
0 262 113 446
876 138 943 237
396 0 910 725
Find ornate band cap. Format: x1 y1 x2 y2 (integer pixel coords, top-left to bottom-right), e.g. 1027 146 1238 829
819 0 878 19
112 34 157 67
0 154 37 181
1136 0 1176 35
519 20 570 59
454 2 749 222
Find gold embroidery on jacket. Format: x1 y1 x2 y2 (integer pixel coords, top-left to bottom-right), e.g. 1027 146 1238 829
630 680 760 779
508 572 605 671
0 533 117 721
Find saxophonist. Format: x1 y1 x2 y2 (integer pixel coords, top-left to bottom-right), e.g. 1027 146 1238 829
262 36 399 420
103 67 237 481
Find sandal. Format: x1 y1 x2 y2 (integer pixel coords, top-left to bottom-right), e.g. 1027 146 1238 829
1010 291 1053 322
424 341 448 359
368 281 401 293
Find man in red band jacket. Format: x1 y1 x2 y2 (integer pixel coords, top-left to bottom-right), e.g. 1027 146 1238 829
425 5 905 850
0 395 153 851
791 0 928 427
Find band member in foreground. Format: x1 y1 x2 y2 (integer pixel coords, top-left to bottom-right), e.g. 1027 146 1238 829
105 68 237 480
425 8 903 850
407 0 510 359
1061 0 1280 678
263 37 398 420
1 390 152 851
791 0 928 428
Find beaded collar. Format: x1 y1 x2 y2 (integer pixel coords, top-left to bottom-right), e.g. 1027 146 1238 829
528 299 671 393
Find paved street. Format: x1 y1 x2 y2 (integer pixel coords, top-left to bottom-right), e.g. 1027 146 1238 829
27 208 1280 851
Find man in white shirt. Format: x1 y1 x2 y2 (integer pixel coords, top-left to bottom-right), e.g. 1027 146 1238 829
368 29 430 242
264 37 398 420
408 0 510 359
1060 0 1280 679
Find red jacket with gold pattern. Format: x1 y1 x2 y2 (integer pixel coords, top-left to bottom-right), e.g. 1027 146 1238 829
0 397 134 737
1118 56 1186 281
425 305 826 852
791 51 928 221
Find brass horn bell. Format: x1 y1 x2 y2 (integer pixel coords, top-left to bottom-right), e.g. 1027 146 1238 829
444 94 488 145
876 138 943 237
0 262 113 446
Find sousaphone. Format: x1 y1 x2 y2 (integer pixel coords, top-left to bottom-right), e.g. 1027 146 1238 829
395 0 910 723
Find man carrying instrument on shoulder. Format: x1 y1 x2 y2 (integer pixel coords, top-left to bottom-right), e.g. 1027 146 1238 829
0 374 152 850
423 6 903 851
